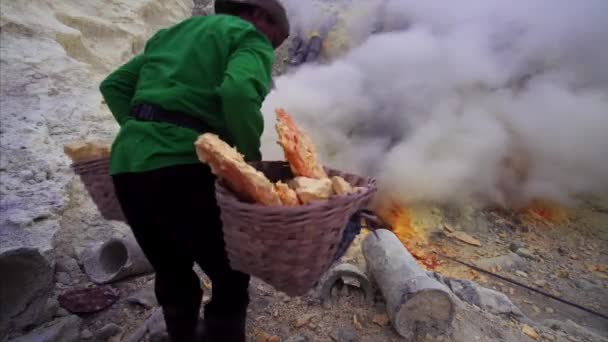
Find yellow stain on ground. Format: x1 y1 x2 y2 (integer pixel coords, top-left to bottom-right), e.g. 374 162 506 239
521 199 570 226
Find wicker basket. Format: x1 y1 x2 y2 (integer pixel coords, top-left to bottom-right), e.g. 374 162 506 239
71 157 126 222
215 161 377 296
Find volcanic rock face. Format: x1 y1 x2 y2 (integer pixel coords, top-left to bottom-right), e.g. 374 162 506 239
0 0 192 338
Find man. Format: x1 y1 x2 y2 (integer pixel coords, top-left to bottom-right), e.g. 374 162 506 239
99 1 289 341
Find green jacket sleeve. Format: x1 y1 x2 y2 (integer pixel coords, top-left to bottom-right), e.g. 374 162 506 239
99 54 145 126
219 29 274 162
99 29 166 126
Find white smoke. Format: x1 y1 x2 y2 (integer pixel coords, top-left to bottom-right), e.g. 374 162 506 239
264 0 608 207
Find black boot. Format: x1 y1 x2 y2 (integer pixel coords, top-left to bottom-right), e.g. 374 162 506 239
161 301 201 342
201 309 247 342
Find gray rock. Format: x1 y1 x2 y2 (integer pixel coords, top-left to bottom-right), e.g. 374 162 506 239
0 248 54 339
123 308 164 342
436 275 525 318
542 319 605 341
56 271 72 285
96 323 122 340
38 297 61 323
126 287 158 309
515 248 539 261
285 336 309 342
544 319 563 331
55 308 70 317
515 270 528 278
56 256 80 274
508 241 527 253
573 279 594 290
8 315 82 342
45 297 60 318
82 329 93 339
475 253 525 272
19 170 35 181
333 326 358 342
148 314 168 342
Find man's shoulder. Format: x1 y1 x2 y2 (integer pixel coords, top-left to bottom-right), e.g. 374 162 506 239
190 14 256 32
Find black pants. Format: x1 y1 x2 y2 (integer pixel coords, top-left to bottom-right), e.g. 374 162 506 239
112 164 250 340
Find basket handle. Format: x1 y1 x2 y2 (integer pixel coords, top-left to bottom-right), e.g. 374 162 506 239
357 209 388 239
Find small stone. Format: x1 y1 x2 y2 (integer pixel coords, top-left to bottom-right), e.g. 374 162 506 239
515 270 528 278
82 329 93 339
285 336 308 342
522 324 540 340
255 297 271 310
543 333 556 341
96 323 121 339
295 313 316 328
46 298 60 317
509 241 527 253
268 336 280 342
353 314 363 329
19 169 35 180
516 248 538 261
126 288 158 309
545 307 555 314
447 231 482 246
372 313 390 327
533 280 547 288
334 326 357 342
255 331 272 342
532 305 541 313
574 279 594 290
570 254 578 260
55 308 70 317
557 247 567 256
475 253 525 272
56 257 80 274
543 319 562 331
8 315 82 342
56 272 72 285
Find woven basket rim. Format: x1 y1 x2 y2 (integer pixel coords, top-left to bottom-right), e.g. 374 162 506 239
215 162 377 213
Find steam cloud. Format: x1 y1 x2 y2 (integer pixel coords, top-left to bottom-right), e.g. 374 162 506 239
261 0 608 207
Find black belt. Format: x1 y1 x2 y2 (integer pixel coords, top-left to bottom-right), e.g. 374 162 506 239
130 103 212 133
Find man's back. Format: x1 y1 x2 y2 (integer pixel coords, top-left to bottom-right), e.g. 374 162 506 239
101 14 275 175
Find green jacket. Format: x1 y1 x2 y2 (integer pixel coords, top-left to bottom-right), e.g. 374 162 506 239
100 15 274 175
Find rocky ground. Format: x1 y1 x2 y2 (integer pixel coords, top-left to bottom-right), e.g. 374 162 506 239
434 202 608 335
1 0 607 341
28 197 607 342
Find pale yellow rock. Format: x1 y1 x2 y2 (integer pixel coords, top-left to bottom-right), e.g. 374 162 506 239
331 176 353 195
522 324 540 340
195 133 281 206
274 181 299 206
289 177 333 204
63 141 110 162
447 230 482 247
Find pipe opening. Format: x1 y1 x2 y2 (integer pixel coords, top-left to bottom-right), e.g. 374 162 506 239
99 240 128 274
